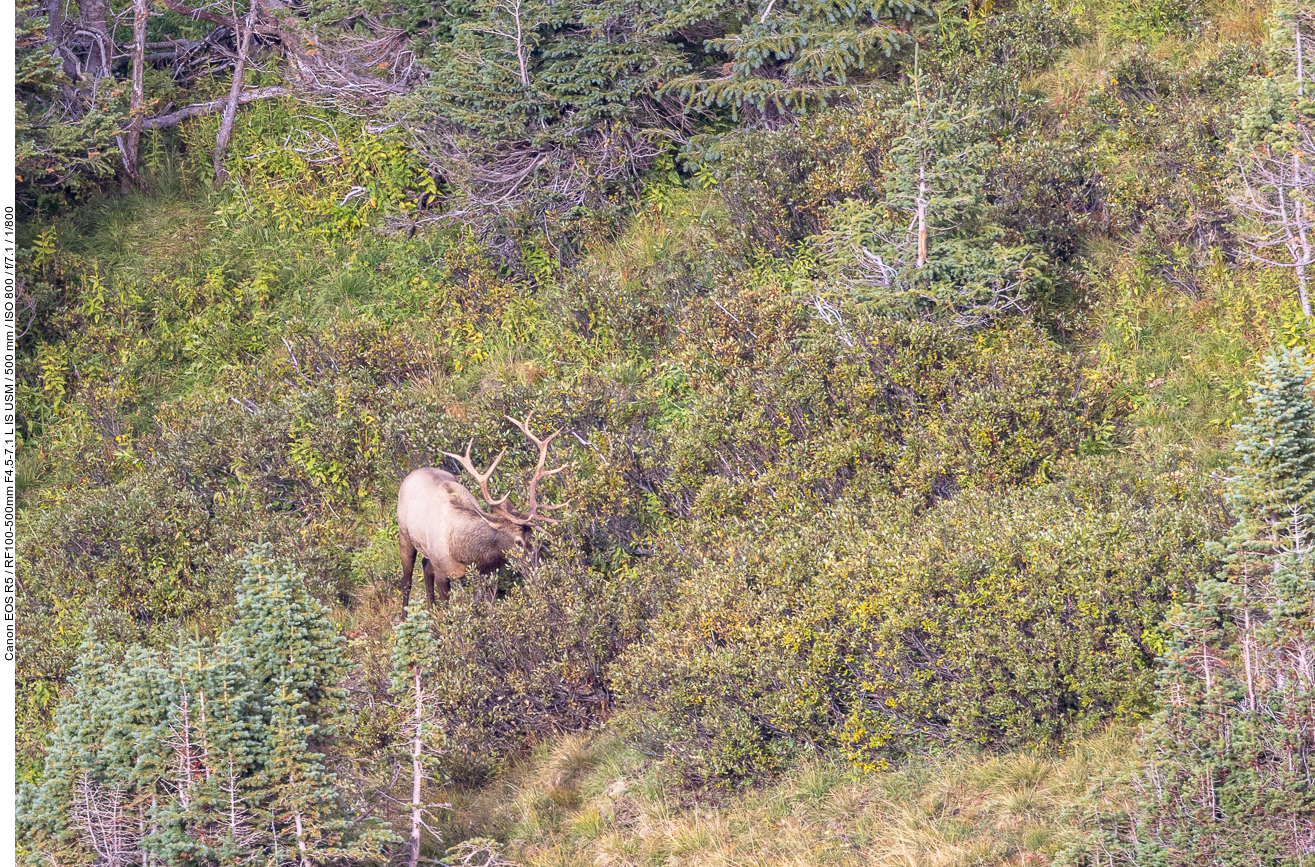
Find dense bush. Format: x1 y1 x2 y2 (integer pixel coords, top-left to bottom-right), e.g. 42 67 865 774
616 453 1222 786
1084 43 1262 255
666 294 1108 514
411 558 672 783
925 0 1085 128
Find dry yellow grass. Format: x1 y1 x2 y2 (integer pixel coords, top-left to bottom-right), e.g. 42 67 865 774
585 187 728 284
430 727 1136 867
1030 0 1273 111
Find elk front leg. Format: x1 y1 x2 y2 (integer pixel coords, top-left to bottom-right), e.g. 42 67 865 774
422 558 451 606
400 536 418 613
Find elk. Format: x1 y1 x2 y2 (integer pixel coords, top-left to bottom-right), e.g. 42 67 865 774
398 413 569 611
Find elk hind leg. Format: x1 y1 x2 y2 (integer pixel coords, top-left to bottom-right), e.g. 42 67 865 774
400 536 419 613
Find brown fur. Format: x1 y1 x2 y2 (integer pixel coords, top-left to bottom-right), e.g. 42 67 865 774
397 467 532 608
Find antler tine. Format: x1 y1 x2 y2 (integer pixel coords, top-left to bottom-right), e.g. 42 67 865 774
442 438 510 509
505 413 572 522
536 500 570 511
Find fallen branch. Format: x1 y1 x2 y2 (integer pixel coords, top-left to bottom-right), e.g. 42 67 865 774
142 85 286 129
161 0 229 26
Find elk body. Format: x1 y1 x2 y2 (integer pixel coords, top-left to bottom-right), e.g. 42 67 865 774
398 414 568 610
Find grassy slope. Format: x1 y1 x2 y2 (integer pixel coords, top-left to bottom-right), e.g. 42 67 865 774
430 8 1291 861
16 171 1282 865
433 729 1136 866
17 2 1304 861
17 169 1278 864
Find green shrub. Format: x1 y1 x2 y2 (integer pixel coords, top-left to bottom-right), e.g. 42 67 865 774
927 0 1085 127
419 558 671 783
1084 44 1257 255
1110 0 1196 41
616 454 1222 786
986 135 1100 263
666 295 1110 515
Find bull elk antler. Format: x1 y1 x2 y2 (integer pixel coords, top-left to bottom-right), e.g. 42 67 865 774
443 440 510 510
441 413 571 524
505 412 571 524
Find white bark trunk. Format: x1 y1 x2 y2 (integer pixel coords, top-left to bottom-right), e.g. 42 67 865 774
409 668 424 867
916 164 928 269
292 799 311 867
1297 11 1305 99
197 688 212 781
514 0 530 86
119 0 149 186
1242 602 1257 713
1295 154 1312 319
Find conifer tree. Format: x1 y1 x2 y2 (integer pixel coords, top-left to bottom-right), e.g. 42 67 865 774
102 645 174 863
19 556 395 866
817 87 1049 326
145 637 263 866
192 638 263 859
1128 347 1315 864
657 0 928 116
228 555 348 735
18 634 118 863
232 557 393 864
258 673 340 865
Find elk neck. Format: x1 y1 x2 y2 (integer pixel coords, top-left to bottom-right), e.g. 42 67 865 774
448 512 526 567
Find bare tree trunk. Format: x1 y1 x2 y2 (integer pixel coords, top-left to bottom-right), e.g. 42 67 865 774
196 688 212 781
118 0 150 188
175 690 195 811
1297 243 1311 319
512 0 530 86
1296 153 1312 319
1242 600 1257 713
220 755 257 852
409 669 424 867
1297 9 1306 99
45 0 77 78
1294 8 1311 319
291 799 311 867
916 164 928 269
45 0 62 50
79 0 113 80
470 0 535 87
143 86 287 130
46 0 84 109
214 0 259 181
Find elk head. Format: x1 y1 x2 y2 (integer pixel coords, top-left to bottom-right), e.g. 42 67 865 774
442 412 571 563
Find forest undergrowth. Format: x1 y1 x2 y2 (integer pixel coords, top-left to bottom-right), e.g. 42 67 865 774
14 0 1315 864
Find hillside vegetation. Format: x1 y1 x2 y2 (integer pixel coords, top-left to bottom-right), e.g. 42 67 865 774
14 0 1315 864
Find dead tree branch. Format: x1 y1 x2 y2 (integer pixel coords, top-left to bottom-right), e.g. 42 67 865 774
142 86 288 129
